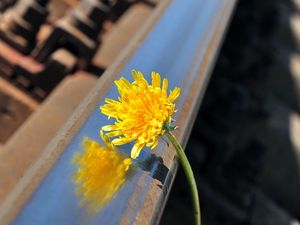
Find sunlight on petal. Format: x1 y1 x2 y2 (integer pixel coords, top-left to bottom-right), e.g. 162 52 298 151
100 70 181 159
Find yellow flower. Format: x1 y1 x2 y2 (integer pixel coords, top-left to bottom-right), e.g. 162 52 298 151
100 70 181 159
72 137 132 212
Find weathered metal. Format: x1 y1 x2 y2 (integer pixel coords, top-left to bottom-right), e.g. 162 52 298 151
0 77 38 143
0 0 49 54
0 0 116 100
0 1 154 148
32 0 115 68
0 0 236 224
0 72 97 205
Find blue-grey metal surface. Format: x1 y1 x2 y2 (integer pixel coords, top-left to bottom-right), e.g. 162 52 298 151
11 0 234 224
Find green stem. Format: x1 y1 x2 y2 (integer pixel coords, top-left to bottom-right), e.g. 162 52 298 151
165 131 201 225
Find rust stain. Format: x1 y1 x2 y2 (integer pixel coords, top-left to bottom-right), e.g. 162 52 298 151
0 41 44 74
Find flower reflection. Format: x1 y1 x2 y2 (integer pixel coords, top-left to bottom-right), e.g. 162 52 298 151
72 137 132 212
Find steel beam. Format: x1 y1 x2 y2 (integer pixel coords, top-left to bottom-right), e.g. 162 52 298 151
0 0 236 224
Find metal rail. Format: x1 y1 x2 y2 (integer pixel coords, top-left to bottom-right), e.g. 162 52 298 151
0 0 236 224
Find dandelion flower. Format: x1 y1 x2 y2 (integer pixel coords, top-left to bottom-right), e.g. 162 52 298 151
100 70 181 159
100 70 200 224
72 137 132 212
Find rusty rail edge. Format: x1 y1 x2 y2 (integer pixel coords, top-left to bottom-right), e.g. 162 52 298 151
0 0 236 224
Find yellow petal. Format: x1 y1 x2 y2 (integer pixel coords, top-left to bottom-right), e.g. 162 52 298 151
150 138 159 150
99 70 181 159
131 70 139 81
136 72 148 87
104 98 119 105
115 78 131 93
112 138 129 145
106 130 123 138
162 79 168 94
100 130 111 147
152 72 161 88
168 87 181 102
101 125 118 131
131 143 144 159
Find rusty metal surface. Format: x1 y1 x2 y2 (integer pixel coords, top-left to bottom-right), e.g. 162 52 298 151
0 72 97 203
0 77 38 143
0 0 49 53
0 0 152 101
93 3 153 68
0 0 156 147
0 0 236 224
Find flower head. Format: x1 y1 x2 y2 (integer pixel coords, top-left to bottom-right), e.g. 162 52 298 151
100 70 181 159
72 137 132 212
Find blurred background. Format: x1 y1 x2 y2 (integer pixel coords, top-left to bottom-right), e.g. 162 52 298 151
0 0 299 225
161 0 300 224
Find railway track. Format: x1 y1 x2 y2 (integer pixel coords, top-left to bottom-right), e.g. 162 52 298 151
9 0 297 225
0 0 236 224
2 1 300 225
